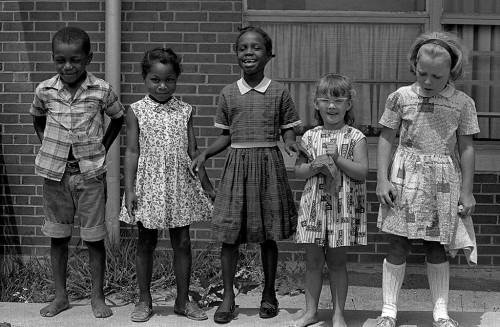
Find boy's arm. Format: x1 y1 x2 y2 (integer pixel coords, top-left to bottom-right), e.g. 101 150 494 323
102 116 124 153
33 116 47 143
457 134 476 217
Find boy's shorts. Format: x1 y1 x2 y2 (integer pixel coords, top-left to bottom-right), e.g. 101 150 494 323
41 165 108 242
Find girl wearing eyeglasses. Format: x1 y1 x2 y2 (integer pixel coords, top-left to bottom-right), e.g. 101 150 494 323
291 73 369 327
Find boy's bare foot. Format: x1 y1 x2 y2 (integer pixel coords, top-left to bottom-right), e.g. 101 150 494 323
289 310 319 327
40 298 69 317
91 296 113 318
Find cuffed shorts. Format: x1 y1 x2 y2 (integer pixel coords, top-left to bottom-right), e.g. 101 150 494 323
41 171 107 242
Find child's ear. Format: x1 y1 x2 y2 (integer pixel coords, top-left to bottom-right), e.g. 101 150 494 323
85 51 93 65
345 99 352 111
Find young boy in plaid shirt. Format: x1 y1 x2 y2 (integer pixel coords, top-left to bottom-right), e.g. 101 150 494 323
31 26 124 318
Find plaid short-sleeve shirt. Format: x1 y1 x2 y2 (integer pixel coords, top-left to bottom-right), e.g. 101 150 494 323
215 77 301 145
30 73 124 181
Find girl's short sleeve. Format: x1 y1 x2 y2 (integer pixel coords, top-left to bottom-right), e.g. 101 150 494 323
214 91 230 129
280 88 301 129
457 95 480 135
379 91 403 129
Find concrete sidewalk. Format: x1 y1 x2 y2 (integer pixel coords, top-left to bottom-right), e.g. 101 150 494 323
1 284 499 327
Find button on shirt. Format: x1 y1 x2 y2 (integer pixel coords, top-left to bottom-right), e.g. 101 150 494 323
30 73 124 181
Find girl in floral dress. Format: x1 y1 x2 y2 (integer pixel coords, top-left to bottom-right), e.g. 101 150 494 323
375 31 479 327
119 48 215 323
291 73 368 327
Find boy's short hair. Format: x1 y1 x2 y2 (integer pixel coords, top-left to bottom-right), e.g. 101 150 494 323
52 27 91 55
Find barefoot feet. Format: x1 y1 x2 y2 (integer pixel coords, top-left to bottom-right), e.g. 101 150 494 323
91 295 113 318
289 310 319 327
40 297 70 317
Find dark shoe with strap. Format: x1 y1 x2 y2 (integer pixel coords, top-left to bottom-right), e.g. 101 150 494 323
259 298 279 319
174 301 208 321
213 301 236 324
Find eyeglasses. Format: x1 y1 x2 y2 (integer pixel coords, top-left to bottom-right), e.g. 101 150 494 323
316 97 349 107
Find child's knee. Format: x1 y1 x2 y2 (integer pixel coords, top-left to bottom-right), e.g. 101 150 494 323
424 241 446 262
388 236 411 258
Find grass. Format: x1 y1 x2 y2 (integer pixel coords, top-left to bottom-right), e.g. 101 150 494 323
0 234 306 306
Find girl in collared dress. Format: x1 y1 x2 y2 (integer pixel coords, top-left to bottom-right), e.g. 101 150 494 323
191 26 309 324
375 31 479 327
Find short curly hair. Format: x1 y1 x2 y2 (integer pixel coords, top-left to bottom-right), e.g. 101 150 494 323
140 47 182 79
52 27 91 55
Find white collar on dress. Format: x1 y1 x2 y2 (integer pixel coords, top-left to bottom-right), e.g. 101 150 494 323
237 76 272 95
411 82 455 98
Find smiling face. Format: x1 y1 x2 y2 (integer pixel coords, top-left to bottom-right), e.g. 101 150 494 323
236 31 271 84
52 41 92 90
144 62 178 103
415 50 451 97
315 95 352 130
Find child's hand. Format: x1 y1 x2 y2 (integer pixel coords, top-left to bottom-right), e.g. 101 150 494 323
376 180 397 207
190 154 206 178
458 192 475 218
284 140 313 161
310 154 332 175
125 193 138 218
206 189 216 202
325 142 339 161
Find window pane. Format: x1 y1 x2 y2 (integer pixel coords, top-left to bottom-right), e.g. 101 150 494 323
248 0 425 11
253 22 422 134
444 0 500 14
445 24 500 139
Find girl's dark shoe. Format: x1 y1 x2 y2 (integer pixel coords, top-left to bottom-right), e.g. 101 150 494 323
213 301 236 324
259 299 279 319
174 301 208 321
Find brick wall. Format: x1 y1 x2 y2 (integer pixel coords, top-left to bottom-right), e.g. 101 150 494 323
1 0 499 266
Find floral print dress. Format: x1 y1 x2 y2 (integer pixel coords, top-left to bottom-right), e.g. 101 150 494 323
119 96 212 229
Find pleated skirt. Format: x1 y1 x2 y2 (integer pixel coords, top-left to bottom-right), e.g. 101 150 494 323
211 146 297 244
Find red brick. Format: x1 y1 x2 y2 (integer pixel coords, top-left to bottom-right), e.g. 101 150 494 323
167 2 200 11
133 23 167 32
200 23 234 32
164 22 199 32
135 2 167 11
77 11 106 21
482 183 500 193
209 12 241 22
126 12 158 22
201 2 234 11
3 21 34 31
200 64 231 74
69 2 101 11
174 12 208 21
184 33 217 43
3 1 34 11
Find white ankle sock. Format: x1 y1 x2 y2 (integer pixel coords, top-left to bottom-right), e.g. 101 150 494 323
381 259 406 319
427 261 450 321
